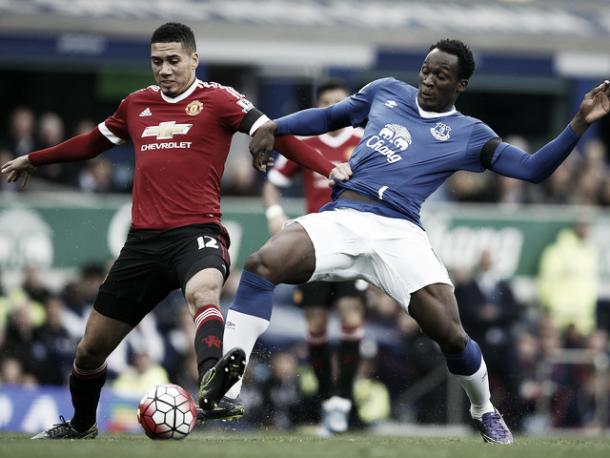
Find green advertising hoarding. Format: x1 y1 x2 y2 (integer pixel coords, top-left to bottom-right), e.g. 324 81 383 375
1 194 609 292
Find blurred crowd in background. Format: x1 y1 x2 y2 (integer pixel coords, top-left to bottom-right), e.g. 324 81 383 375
1 98 610 434
2 105 610 207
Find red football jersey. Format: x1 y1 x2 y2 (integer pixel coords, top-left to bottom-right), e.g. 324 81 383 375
98 79 265 229
267 128 362 213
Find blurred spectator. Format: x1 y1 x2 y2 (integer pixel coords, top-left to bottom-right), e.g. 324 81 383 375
353 358 391 427
22 265 52 305
0 356 37 386
537 220 599 335
7 107 36 157
261 351 304 429
1 305 41 383
79 157 118 193
0 148 19 191
74 119 96 136
36 112 80 185
112 350 170 396
454 249 522 425
38 112 64 149
597 175 610 207
60 263 109 338
31 295 76 385
0 288 46 331
447 171 492 203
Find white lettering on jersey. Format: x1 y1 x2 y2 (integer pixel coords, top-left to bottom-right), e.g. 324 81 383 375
142 121 192 140
141 142 193 151
366 123 411 163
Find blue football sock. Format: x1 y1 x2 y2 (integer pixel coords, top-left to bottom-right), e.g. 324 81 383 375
229 270 274 321
444 337 482 376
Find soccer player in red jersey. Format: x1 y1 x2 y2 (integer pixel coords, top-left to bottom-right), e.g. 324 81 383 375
1 22 350 439
262 80 365 434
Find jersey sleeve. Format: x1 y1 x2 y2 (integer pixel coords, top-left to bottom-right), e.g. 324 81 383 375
98 97 129 145
213 85 266 134
464 121 504 172
342 78 395 127
267 155 300 187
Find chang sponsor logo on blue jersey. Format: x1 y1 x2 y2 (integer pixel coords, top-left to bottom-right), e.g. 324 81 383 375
365 123 412 163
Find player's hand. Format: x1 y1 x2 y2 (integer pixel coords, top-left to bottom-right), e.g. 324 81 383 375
250 121 278 172
1 155 34 188
328 162 352 187
581 80 610 124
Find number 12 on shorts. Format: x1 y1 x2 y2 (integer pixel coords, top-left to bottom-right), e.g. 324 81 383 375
197 236 219 250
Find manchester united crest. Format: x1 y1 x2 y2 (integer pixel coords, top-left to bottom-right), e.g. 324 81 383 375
185 100 203 116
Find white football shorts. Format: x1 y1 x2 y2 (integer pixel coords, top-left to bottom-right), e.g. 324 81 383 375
294 208 453 312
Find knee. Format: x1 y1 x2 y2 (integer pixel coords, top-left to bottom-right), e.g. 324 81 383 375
244 250 279 283
185 283 221 308
306 311 328 335
75 339 107 369
337 299 364 328
438 327 469 354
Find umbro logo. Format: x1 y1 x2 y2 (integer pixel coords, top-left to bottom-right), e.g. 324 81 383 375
384 100 397 109
139 108 152 117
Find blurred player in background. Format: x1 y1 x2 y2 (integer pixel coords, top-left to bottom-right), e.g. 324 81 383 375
263 80 365 435
1 22 348 439
222 39 610 445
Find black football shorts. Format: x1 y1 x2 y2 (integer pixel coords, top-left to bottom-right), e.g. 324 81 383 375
293 280 365 309
94 223 230 326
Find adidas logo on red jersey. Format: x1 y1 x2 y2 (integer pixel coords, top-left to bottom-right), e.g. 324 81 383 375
139 108 152 117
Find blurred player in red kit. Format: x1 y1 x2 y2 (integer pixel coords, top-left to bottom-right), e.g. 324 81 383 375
262 80 365 434
2 22 350 439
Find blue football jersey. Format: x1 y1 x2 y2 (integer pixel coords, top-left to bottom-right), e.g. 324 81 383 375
324 77 499 227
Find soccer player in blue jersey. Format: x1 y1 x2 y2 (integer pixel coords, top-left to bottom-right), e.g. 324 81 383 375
221 39 610 444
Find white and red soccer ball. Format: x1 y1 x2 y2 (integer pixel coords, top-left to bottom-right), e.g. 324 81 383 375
137 384 198 440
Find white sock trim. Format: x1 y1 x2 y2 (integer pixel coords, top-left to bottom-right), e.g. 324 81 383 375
223 309 270 399
451 358 494 419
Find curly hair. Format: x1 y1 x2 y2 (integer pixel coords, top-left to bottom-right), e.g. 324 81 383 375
429 39 475 80
151 22 196 53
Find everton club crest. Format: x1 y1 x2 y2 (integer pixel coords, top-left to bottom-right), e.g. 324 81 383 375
430 122 451 141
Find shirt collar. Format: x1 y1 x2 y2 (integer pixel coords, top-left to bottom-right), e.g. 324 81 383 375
415 97 457 119
160 78 200 103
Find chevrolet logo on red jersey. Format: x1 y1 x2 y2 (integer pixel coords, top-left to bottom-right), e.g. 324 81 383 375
142 121 192 140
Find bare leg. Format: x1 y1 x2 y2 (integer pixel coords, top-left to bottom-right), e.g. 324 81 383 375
409 283 494 419
70 309 132 430
224 223 317 398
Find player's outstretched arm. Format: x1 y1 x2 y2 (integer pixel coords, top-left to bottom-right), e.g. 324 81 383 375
1 155 34 188
249 103 352 169
570 79 610 134
490 80 609 183
1 127 114 188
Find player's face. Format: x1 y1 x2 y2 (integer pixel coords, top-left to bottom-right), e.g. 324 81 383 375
417 48 468 112
317 88 349 108
151 42 198 97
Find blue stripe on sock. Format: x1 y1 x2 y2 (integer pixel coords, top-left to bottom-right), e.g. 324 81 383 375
444 338 482 376
229 270 274 321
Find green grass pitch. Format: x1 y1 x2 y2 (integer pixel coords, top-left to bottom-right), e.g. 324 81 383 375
2 433 610 458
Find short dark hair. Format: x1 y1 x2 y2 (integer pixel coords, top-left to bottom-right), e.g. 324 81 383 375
429 39 475 80
151 22 196 53
315 79 350 100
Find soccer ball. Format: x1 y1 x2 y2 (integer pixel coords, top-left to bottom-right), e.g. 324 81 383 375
137 384 198 440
